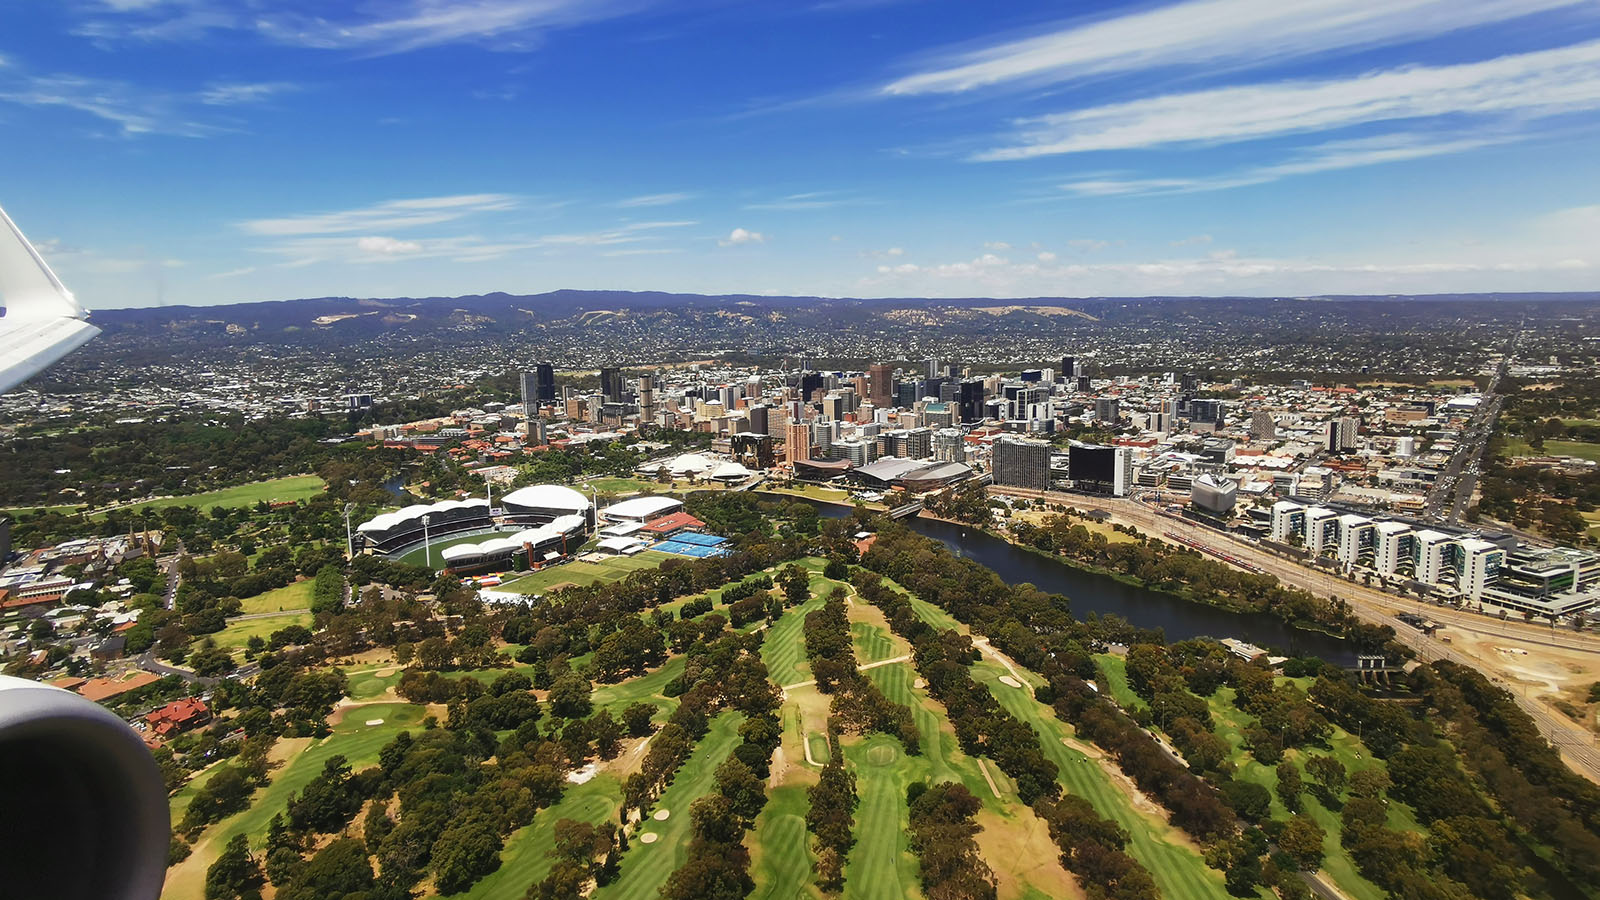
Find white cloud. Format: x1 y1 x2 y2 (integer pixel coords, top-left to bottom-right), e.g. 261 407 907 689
356 236 423 255
615 192 695 207
1066 238 1111 252
239 194 518 236
882 0 1588 96
78 0 659 54
208 266 257 279
1059 133 1508 195
977 40 1600 160
1037 251 1057 262
719 227 766 246
983 241 1011 250
1171 234 1213 246
744 191 869 211
197 81 297 105
0 69 224 137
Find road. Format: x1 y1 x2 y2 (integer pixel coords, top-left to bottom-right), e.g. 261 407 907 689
989 486 1600 782
1425 345 1513 524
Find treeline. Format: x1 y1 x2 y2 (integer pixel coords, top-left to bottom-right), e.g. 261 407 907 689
802 589 921 752
806 733 857 893
657 654 781 900
621 627 782 823
849 565 1162 900
1310 667 1585 900
906 782 998 900
1416 662 1600 888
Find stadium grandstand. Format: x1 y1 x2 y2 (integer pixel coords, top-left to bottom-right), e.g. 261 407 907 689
439 515 588 574
357 498 492 555
501 484 595 527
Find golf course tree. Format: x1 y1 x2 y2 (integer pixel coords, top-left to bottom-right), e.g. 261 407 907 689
806 732 858 893
657 646 782 900
850 572 1059 804
525 819 623 899
1034 794 1158 900
203 834 264 900
622 626 780 823
802 588 921 752
905 781 999 900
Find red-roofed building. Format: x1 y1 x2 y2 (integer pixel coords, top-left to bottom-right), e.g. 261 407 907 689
76 671 161 703
146 697 210 738
640 511 706 537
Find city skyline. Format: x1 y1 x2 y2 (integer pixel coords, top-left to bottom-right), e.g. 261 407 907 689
4 0 1600 308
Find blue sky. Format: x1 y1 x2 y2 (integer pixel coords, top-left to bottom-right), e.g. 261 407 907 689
3 0 1600 308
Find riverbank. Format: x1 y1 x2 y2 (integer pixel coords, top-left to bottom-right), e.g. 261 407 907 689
758 492 1352 661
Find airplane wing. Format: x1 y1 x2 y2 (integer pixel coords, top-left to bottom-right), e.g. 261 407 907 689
0 203 100 394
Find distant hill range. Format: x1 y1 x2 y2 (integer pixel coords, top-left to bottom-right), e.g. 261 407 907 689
86 289 1600 350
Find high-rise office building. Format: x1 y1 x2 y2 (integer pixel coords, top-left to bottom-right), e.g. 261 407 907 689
1180 372 1201 392
958 380 986 424
748 404 769 435
1325 416 1360 452
881 427 933 460
1076 375 1091 392
993 437 1052 491
1190 398 1225 424
600 367 625 403
1060 356 1076 379
786 422 812 464
520 372 540 418
868 363 894 408
1094 397 1121 422
926 358 942 380
638 374 654 415
799 371 825 402
1250 410 1276 440
933 428 966 463
523 363 557 416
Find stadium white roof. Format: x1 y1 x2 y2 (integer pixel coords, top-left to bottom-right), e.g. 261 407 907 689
357 498 489 534
501 484 592 512
710 461 752 480
439 515 588 563
602 495 683 521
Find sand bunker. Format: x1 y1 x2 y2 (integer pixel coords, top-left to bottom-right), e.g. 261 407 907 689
653 809 671 821
913 678 926 689
365 719 385 726
997 676 1023 688
639 832 658 844
567 762 599 785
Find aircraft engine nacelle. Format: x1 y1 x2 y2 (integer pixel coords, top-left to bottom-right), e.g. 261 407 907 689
0 675 170 900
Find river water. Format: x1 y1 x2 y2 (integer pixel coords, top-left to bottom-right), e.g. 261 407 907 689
772 494 1353 663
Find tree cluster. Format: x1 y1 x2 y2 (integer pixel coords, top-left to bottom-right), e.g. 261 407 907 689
802 590 921 752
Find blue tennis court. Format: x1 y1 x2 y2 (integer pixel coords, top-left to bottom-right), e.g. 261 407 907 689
670 532 727 547
656 539 730 558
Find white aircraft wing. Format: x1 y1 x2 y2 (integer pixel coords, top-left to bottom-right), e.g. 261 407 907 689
0 203 100 394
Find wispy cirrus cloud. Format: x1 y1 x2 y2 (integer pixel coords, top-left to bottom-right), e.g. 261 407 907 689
614 192 696 207
75 0 663 54
743 191 872 211
882 0 1591 96
238 194 520 236
1058 133 1509 196
976 40 1600 161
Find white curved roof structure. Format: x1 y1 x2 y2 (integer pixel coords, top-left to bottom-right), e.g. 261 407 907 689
667 453 715 476
0 204 100 393
501 484 592 513
710 461 753 480
602 495 683 521
357 498 489 534
439 515 588 563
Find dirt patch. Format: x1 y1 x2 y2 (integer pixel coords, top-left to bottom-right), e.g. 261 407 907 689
975 806 1085 900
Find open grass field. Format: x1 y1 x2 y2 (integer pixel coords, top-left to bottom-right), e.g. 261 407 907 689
118 475 327 516
842 735 923 900
236 579 313 615
457 774 623 900
582 476 666 495
162 702 428 900
203 611 312 657
591 656 687 724
1499 437 1600 461
595 710 746 900
497 551 671 594
751 783 820 900
6 475 327 519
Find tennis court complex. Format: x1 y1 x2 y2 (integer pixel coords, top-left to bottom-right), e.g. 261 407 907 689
656 532 730 557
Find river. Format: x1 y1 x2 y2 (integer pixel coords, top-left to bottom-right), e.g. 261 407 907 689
768 493 1353 663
